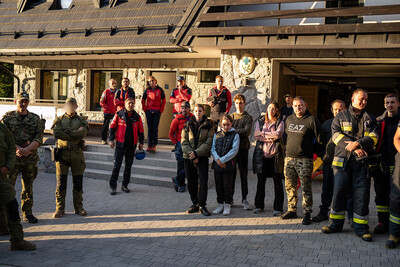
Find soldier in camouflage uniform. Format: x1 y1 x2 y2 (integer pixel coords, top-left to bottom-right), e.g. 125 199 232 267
51 97 89 218
0 92 45 225
0 119 36 251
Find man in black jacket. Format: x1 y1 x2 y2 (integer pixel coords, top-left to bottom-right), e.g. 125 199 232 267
313 100 346 222
371 93 400 234
231 93 253 210
281 96 322 225
322 89 379 242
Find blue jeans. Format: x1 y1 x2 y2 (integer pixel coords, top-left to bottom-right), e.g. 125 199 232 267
174 142 186 187
330 158 370 236
145 110 161 146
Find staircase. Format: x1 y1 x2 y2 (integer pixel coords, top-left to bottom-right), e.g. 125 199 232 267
39 142 178 188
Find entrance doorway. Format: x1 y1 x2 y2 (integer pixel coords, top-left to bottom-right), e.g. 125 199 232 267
149 71 176 139
274 61 400 123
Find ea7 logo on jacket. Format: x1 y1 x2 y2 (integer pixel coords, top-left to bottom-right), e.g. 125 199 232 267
288 124 305 133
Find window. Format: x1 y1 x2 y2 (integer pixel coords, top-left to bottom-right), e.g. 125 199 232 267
90 70 123 111
40 70 69 103
198 70 220 83
325 0 363 24
146 0 170 3
49 0 73 10
60 0 73 9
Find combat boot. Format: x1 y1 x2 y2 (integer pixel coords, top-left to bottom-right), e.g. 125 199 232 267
10 240 36 251
386 235 400 249
53 209 65 219
75 208 87 216
73 189 86 216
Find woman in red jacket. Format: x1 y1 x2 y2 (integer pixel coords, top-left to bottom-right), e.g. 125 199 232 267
141 76 166 152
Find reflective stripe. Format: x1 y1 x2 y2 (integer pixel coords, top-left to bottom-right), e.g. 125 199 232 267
332 157 344 167
341 126 352 132
368 132 378 146
330 214 345 220
364 131 370 136
376 205 390 213
390 214 400 225
333 133 345 145
353 213 369 224
390 166 395 175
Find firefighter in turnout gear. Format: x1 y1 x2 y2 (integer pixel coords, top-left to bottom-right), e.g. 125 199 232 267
322 89 380 242
51 97 89 219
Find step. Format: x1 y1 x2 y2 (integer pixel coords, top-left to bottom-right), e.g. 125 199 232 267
83 151 176 166
84 168 174 188
85 159 177 178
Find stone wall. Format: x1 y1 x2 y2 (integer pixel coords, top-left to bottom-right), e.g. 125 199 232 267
220 49 272 123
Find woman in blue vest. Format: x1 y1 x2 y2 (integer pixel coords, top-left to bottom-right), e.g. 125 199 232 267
252 101 285 216
211 114 240 216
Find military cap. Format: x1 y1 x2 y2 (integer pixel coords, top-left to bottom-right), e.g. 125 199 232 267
17 91 29 100
65 97 77 104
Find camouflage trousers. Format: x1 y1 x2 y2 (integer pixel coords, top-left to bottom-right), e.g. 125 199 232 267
284 157 314 213
0 160 38 230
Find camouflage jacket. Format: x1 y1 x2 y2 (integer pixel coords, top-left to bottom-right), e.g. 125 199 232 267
51 113 89 147
1 110 45 163
0 122 16 171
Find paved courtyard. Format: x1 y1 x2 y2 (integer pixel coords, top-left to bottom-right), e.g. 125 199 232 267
0 170 399 267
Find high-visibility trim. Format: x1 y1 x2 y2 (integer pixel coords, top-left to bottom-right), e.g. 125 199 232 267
341 126 352 132
368 132 378 146
390 214 400 225
353 217 368 224
364 131 370 136
330 214 345 220
333 133 345 145
376 205 390 213
353 213 369 224
390 166 395 175
332 157 344 167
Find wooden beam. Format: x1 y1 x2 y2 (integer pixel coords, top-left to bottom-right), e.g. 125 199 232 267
199 5 400 21
207 0 331 6
189 23 400 36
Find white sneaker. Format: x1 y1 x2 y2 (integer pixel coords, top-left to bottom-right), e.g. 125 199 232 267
223 204 231 216
213 204 224 214
242 199 251 210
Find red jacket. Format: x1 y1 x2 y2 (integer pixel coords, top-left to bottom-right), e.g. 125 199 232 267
114 87 136 112
169 113 194 144
170 85 192 114
99 88 117 114
109 109 144 146
141 86 166 113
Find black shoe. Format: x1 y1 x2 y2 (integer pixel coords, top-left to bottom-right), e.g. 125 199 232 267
171 148 175 152
302 213 312 225
374 223 388 234
322 226 341 234
281 211 298 220
24 215 38 224
178 185 185 192
186 205 199 214
312 213 329 222
110 188 117 195
171 177 178 192
121 185 130 193
200 206 211 216
386 235 400 249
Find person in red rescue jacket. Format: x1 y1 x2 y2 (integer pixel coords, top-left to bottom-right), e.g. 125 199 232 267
99 79 117 144
141 75 166 152
108 97 144 195
170 76 192 117
114 77 135 112
169 101 194 193
207 75 232 122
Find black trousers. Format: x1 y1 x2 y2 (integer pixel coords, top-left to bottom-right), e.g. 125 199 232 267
102 113 115 141
371 164 391 225
215 171 234 204
232 148 249 201
254 157 284 211
109 144 136 189
145 110 161 146
319 163 335 215
184 157 209 207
